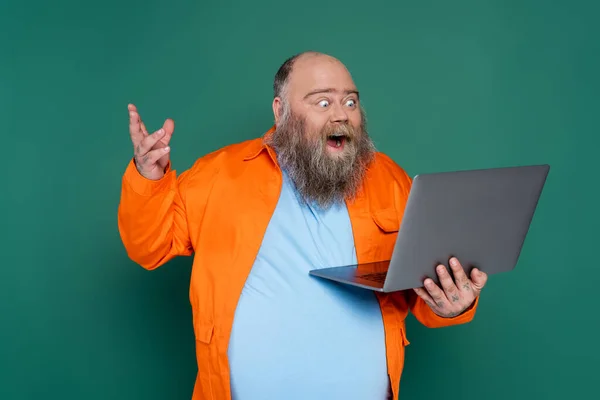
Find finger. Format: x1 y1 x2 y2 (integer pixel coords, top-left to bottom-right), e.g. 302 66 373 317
470 268 488 291
449 257 471 292
136 128 166 156
128 104 151 138
436 264 460 304
140 121 149 136
413 287 436 309
156 152 171 170
423 278 448 309
136 146 171 169
150 118 175 151
128 105 146 145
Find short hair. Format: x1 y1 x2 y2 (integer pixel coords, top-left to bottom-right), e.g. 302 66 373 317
273 51 320 99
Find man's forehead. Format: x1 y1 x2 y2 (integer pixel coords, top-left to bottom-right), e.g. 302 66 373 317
287 54 357 97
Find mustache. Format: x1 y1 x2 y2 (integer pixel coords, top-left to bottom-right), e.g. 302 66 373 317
319 123 358 141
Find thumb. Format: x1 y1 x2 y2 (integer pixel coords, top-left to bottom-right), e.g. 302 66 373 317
470 268 488 291
162 118 175 142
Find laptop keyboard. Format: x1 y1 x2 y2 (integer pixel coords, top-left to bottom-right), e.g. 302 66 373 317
357 272 387 283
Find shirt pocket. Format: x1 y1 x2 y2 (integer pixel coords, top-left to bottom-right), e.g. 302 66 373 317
372 207 400 233
371 207 400 260
194 322 214 344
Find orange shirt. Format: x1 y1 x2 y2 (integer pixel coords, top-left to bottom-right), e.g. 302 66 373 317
118 127 479 399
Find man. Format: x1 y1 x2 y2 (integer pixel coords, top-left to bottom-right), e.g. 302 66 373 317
118 51 488 400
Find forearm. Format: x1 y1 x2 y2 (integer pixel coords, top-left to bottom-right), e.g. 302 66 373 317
117 159 193 270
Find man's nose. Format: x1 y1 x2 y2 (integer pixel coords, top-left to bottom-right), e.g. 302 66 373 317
330 103 349 123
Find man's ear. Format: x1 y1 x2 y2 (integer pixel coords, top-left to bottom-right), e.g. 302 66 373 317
272 97 283 124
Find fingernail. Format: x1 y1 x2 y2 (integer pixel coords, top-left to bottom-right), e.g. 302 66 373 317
437 265 445 273
164 146 170 152
450 258 457 266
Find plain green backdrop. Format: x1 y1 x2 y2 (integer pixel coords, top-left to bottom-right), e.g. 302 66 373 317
2 0 598 398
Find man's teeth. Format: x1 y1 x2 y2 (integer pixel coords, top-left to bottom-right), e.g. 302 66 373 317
327 134 346 148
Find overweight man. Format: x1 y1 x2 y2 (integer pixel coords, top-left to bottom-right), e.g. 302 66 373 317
118 51 488 400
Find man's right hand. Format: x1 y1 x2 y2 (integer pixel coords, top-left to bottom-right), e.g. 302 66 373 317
128 103 174 180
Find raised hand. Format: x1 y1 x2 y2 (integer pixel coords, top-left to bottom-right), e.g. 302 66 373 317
128 104 175 180
413 257 488 318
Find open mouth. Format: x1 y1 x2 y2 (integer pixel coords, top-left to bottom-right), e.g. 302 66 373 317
326 134 348 149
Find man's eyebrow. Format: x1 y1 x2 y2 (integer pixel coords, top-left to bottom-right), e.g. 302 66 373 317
303 88 360 99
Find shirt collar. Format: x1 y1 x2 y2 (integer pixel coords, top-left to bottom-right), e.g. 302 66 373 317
243 125 278 163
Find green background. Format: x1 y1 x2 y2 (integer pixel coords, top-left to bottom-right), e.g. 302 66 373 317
2 0 597 398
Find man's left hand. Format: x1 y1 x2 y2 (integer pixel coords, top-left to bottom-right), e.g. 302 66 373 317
413 257 488 318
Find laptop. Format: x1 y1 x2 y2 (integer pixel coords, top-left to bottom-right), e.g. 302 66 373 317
309 164 550 292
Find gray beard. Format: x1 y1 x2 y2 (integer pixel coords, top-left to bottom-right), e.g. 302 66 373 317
264 106 376 209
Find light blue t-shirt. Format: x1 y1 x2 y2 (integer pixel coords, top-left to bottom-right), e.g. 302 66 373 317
227 170 389 400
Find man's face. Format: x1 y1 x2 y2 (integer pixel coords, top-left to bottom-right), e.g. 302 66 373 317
266 54 376 208
282 54 364 156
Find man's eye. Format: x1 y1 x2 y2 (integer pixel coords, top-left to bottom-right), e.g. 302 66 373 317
346 99 356 107
318 100 329 107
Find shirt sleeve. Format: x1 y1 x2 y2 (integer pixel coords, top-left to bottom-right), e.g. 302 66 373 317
117 159 194 270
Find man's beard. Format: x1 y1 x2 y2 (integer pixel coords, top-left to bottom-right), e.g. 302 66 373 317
264 105 376 209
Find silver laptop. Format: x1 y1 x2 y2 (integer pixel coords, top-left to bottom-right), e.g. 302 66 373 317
309 164 550 292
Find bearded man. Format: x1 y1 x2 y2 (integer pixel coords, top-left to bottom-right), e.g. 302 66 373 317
118 51 488 400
